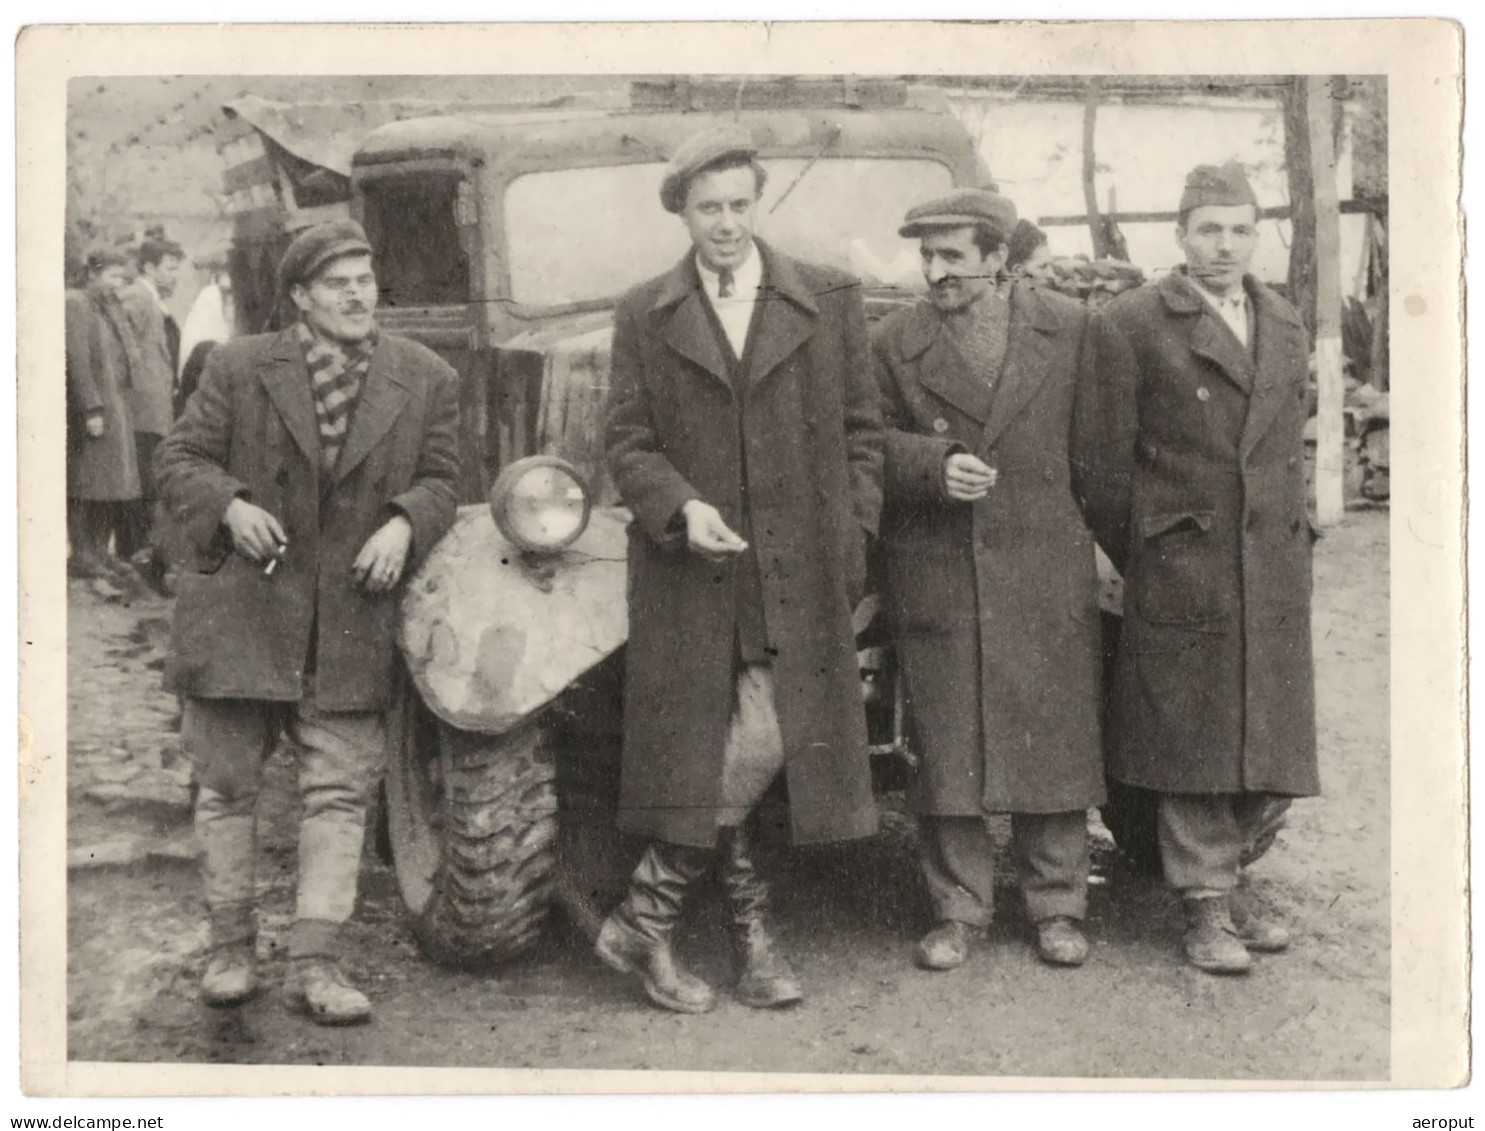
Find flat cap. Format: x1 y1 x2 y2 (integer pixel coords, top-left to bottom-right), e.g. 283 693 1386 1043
898 188 1018 240
276 219 373 296
85 246 130 273
1179 161 1258 214
659 124 759 214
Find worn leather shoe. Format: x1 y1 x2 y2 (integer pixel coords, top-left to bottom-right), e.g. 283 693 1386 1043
200 942 257 1007
914 920 975 971
1182 896 1252 975
1035 916 1090 967
284 958 372 1025
1230 900 1291 953
595 913 716 1014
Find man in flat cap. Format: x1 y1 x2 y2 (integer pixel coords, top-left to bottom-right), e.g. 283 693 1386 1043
156 219 461 1022
871 187 1112 971
1089 161 1318 974
600 124 883 1012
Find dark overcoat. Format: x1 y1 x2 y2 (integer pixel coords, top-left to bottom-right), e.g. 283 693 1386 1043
605 242 884 848
65 287 141 502
1091 271 1320 796
872 283 1108 816
120 282 178 436
156 326 461 712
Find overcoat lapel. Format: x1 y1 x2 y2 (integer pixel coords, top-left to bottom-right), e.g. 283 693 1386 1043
744 243 819 389
259 329 322 475
1240 281 1308 460
979 283 1060 449
651 256 732 390
332 336 413 487
1162 272 1254 395
903 304 995 424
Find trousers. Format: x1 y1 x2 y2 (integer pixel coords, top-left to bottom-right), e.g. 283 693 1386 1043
183 693 386 955
715 662 787 829
1158 792 1277 895
919 811 1089 927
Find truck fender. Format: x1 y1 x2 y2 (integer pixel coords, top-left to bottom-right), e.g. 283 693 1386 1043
396 503 629 733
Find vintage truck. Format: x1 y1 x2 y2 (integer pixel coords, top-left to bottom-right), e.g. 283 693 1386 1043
214 77 1274 969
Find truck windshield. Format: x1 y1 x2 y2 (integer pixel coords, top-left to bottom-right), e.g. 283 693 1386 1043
504 157 954 309
360 173 470 307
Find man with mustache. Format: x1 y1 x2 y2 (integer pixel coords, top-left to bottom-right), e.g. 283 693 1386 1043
156 219 461 1022
601 125 883 1012
872 188 1111 971
1090 162 1319 974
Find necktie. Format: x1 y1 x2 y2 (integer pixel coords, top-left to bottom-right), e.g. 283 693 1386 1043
718 269 735 299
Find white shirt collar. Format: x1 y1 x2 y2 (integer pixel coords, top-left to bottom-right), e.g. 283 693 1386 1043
695 242 761 300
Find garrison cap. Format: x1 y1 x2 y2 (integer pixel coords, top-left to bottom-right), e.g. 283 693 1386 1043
659 124 760 214
898 188 1018 241
276 219 374 296
1179 161 1259 214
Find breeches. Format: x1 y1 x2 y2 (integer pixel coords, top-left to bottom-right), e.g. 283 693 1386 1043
1158 792 1278 894
715 662 787 828
183 694 386 935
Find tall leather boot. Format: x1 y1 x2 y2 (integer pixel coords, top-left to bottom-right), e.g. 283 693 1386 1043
720 824 803 1008
595 842 716 1014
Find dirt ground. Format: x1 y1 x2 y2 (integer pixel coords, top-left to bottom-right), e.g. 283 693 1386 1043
65 508 1389 1080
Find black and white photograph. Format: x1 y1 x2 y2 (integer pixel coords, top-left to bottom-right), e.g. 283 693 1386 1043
15 19 1466 1099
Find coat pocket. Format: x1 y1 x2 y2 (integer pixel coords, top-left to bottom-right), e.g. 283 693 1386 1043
1132 509 1229 628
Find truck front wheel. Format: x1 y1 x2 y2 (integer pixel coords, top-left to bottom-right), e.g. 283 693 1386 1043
385 681 558 968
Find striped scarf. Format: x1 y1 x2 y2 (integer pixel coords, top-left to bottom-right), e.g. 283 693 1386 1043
296 320 376 475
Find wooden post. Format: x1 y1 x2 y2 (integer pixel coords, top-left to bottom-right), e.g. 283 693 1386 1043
1308 75 1346 527
1081 78 1108 259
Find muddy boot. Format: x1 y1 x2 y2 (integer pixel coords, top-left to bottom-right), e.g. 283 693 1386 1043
595 842 716 1014
720 825 803 1008
283 919 371 1026
200 906 258 1008
1230 893 1291 953
914 921 975 971
1182 894 1252 975
1034 916 1090 968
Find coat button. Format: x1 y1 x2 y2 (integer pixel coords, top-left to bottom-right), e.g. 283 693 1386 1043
932 418 949 434
275 468 289 487
1288 455 1299 468
1196 386 1211 402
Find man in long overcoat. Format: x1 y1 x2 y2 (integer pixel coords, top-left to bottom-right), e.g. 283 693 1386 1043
65 248 141 578
119 235 184 588
156 220 460 1021
872 189 1108 971
1091 163 1319 974
601 125 884 1014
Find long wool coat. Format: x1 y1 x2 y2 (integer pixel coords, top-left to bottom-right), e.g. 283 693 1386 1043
65 287 141 503
120 281 179 436
1090 271 1320 797
156 326 461 713
605 243 885 848
872 284 1108 816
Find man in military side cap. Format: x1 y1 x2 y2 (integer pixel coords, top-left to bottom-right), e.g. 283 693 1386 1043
600 124 883 1013
871 188 1114 971
1089 161 1319 974
156 219 461 1021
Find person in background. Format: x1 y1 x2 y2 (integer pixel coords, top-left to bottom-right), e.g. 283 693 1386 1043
1090 161 1319 975
600 125 884 1014
1004 218 1055 288
871 189 1111 972
65 248 141 579
156 220 461 1024
120 236 185 592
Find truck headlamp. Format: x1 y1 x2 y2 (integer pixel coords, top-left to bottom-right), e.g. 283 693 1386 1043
488 456 592 554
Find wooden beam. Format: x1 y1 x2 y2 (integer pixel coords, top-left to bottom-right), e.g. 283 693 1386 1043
1035 200 1376 228
1309 75 1347 528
